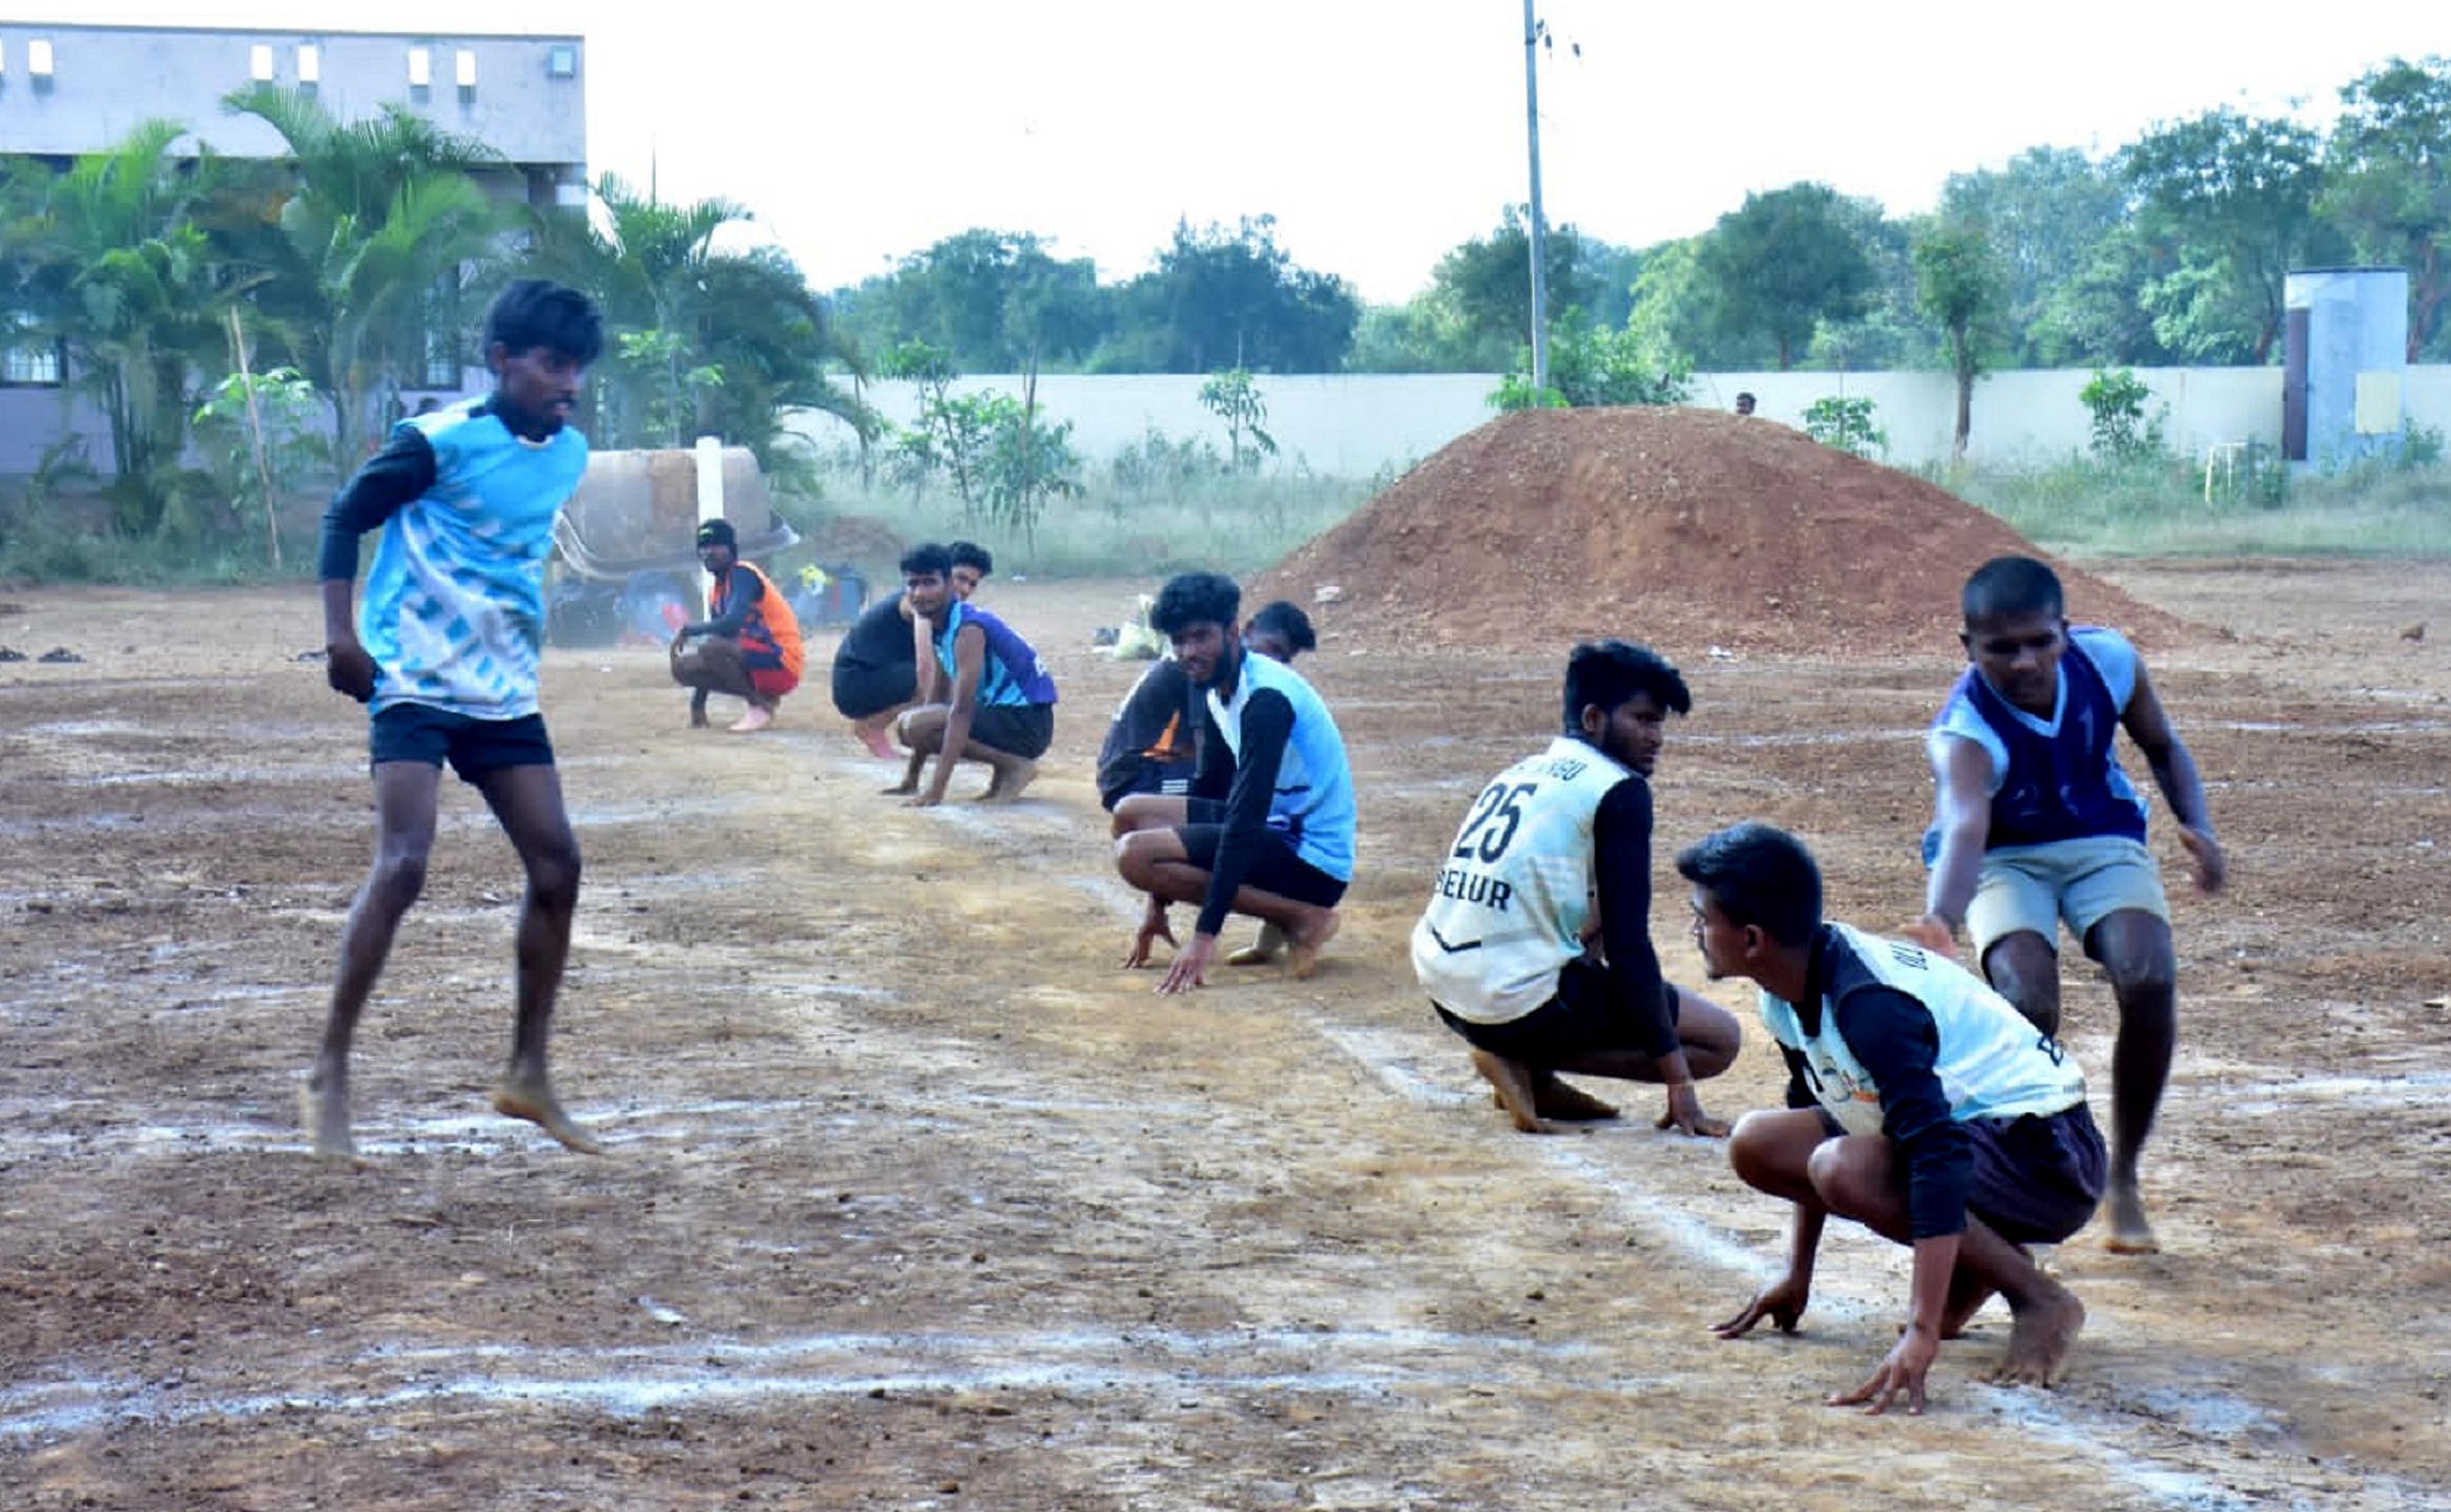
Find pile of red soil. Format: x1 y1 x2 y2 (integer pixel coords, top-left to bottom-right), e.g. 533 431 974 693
1254 409 2185 658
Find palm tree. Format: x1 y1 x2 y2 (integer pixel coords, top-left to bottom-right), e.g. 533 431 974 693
14 120 252 534
222 85 508 463
531 173 872 459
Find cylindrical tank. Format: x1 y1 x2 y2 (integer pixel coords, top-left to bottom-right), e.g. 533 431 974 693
2283 266 2409 468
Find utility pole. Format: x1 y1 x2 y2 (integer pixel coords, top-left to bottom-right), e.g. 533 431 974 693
1523 0 1549 396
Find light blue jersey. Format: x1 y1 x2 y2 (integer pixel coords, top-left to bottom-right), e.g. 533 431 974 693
1208 653 1357 882
359 403 588 719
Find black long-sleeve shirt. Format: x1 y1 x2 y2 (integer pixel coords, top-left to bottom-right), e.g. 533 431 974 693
318 426 439 579
1781 932 1973 1238
1590 775 1677 1059
682 566 762 638
1096 657 1198 811
1190 679 1295 938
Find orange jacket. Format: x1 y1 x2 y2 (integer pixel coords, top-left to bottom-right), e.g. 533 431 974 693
716 561 804 680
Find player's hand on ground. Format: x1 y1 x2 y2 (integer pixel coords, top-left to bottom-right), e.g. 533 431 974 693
1123 906 1177 969
324 639 377 703
2179 825 2227 895
1829 1327 1939 1416
1157 932 1219 995
904 787 946 809
1900 914 1958 959
1713 1274 1810 1339
1655 1084 1730 1138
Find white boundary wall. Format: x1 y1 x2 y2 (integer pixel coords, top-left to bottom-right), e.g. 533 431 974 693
784 365 2451 478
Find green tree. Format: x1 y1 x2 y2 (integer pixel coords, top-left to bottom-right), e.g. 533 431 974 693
1493 307 1690 410
834 229 1108 374
11 121 251 534
1912 217 2009 460
1426 206 1593 370
2324 56 2451 359
1104 216 1358 373
1939 147 2132 365
1695 183 1876 370
1197 367 1277 469
1802 394 1885 457
223 86 507 465
2121 108 2333 363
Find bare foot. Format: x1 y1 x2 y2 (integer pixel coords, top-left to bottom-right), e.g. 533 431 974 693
491 1075 606 1155
976 759 1038 803
1525 1075 1619 1122
1226 921 1288 966
1471 1050 1549 1134
728 704 774 734
299 1074 362 1164
1285 910 1340 980
858 729 896 759
1989 1284 2086 1387
882 779 919 796
2104 1179 2160 1254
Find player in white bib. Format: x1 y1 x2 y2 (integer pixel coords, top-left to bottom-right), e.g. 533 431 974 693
1684 823 2104 1414
1412 641 1742 1136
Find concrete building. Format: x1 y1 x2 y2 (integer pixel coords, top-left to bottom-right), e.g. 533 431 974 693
0 20 586 474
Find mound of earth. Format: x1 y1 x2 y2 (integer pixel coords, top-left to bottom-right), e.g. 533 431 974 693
1254 409 2186 658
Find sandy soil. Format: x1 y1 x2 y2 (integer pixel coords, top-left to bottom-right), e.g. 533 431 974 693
2 563 2447 1511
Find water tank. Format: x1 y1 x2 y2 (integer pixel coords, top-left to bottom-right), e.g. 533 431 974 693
2282 267 2408 468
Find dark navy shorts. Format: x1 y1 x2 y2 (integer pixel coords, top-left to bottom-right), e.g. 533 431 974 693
1174 797 1347 909
1818 1101 2106 1246
370 704 554 782
1435 958 1683 1067
830 660 917 720
968 702 1055 760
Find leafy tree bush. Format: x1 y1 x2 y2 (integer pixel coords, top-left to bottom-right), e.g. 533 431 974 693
1803 395 1886 457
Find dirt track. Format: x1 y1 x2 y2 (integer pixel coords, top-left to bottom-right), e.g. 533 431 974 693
3 563 2448 1511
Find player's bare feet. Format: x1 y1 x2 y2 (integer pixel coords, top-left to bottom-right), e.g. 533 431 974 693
2104 1179 2159 1254
490 1075 605 1155
859 729 897 759
977 759 1038 803
1227 921 1288 966
1989 1284 2085 1387
1284 909 1340 980
728 704 774 734
1516 1074 1619 1121
1471 1049 1549 1134
299 1073 362 1164
882 779 919 796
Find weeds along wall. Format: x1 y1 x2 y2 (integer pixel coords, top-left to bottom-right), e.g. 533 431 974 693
781 367 2451 478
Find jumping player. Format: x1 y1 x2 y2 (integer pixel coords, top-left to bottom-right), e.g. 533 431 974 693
1903 554 2223 1254
670 517 804 733
307 279 607 1161
1413 639 1741 1136
1115 573 1352 994
888 542 1057 805
1689 823 2104 1414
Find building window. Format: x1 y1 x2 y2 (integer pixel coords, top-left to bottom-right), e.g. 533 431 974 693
297 44 320 83
407 47 430 87
456 49 478 88
250 43 275 81
549 45 577 78
3 319 64 387
28 39 54 77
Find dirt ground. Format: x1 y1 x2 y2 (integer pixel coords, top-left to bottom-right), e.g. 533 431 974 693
3 561 2448 1511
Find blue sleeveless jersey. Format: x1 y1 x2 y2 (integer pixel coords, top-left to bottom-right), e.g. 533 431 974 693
362 401 588 719
1923 626 2147 861
934 602 1057 707
1210 653 1356 881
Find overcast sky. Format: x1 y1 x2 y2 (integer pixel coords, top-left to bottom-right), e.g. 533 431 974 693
62 1 2445 302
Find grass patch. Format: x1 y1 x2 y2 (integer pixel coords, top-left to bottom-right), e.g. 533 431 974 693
1936 454 2451 559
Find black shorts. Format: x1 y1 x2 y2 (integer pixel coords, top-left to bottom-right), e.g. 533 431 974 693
968 702 1055 760
1810 1101 2106 1246
1100 757 1199 813
831 660 916 720
370 703 554 782
1173 799 1348 909
1434 958 1682 1065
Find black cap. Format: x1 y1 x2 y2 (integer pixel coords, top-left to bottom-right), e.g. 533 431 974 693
695 518 737 548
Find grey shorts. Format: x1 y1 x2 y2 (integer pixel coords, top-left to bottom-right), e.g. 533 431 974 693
1969 835 2169 958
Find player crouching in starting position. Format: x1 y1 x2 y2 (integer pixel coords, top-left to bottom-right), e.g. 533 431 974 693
1114 571 1353 993
307 280 608 1161
1413 639 1740 1136
1685 822 2103 1414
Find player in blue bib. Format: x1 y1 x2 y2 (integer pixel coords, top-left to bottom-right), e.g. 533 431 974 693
1685 823 2104 1414
307 280 606 1162
1115 572 1355 993
1905 556 2223 1256
888 542 1058 805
